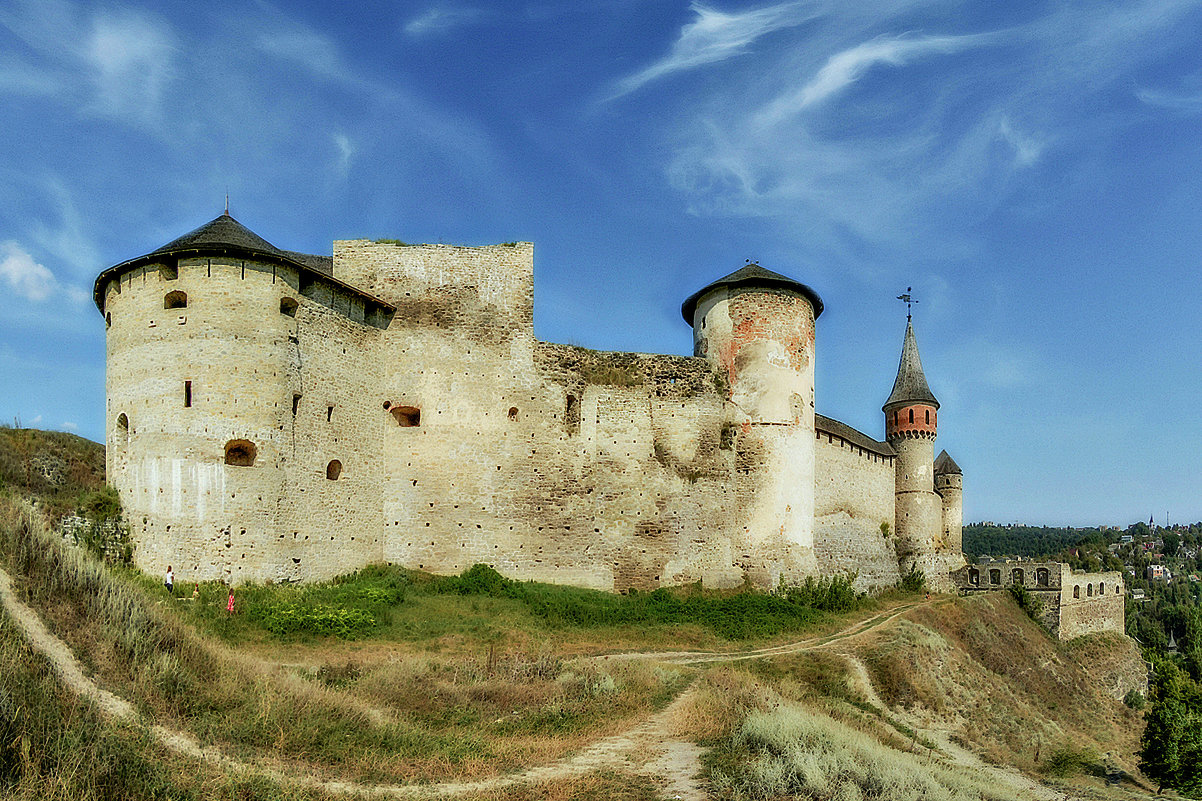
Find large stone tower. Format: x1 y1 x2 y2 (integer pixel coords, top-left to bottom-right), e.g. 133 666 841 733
883 320 944 573
682 263 823 586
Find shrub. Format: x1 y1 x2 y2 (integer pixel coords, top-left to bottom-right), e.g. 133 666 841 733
1008 583 1043 624
900 565 926 593
1124 689 1146 710
1040 745 1098 778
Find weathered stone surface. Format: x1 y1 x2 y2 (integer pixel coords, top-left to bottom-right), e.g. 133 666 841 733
99 232 965 592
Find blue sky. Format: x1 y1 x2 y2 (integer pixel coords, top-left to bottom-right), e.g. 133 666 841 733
2 0 1201 527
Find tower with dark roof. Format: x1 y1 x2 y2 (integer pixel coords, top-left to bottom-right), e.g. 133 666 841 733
883 319 953 586
934 449 963 556
683 262 824 586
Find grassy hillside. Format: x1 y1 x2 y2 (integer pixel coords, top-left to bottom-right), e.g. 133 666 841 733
0 426 105 517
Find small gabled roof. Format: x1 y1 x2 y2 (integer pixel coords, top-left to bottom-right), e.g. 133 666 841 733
94 213 388 313
681 263 823 324
934 450 961 475
882 320 939 412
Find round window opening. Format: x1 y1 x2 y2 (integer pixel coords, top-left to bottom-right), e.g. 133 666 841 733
326 460 342 480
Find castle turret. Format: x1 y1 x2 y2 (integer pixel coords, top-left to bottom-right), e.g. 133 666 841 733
682 263 823 586
883 320 942 565
934 449 963 554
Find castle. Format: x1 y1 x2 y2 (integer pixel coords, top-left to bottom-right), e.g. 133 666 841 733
94 213 966 591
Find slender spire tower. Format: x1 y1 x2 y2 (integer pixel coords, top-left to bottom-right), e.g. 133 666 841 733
883 314 943 577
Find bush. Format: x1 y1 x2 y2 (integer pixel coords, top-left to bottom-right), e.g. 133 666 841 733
1008 583 1043 623
1040 745 1098 778
1124 689 1146 710
900 565 926 593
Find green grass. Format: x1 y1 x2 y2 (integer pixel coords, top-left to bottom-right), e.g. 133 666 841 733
173 563 869 647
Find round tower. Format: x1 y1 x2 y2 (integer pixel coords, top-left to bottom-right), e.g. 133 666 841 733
934 450 963 554
682 263 824 587
95 213 391 584
883 319 942 567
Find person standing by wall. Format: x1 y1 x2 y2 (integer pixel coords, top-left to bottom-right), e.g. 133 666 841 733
164 565 174 595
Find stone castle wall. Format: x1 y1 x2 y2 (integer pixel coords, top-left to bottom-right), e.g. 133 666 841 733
102 236 960 592
813 427 900 590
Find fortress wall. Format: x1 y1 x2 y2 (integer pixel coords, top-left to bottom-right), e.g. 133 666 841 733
273 268 386 583
813 432 900 591
334 240 534 334
379 335 743 591
1058 569 1125 639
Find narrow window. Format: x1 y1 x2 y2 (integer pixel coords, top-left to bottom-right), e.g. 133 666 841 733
327 405 334 423
280 297 298 317
1012 568 1024 585
908 408 914 423
1036 568 1049 586
1099 582 1105 594
184 380 192 408
164 290 187 309
105 312 112 328
1087 584 1093 597
1073 585 1080 599
224 440 257 467
292 394 301 415
565 394 580 432
391 405 420 427
969 568 979 586
326 460 342 480
925 409 930 424
989 569 1000 585
115 413 129 443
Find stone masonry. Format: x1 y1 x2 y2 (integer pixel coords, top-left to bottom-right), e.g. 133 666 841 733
95 213 966 591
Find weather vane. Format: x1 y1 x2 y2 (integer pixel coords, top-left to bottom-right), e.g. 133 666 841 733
897 287 917 322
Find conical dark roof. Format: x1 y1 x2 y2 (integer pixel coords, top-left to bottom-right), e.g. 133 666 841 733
94 213 387 313
148 212 288 259
681 263 823 324
882 320 939 411
934 450 961 475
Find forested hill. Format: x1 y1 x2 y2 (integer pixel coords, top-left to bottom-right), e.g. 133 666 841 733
963 523 1109 561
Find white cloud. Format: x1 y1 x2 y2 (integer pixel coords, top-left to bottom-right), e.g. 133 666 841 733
608 1 819 100
257 29 350 83
0 242 87 304
404 6 487 37
1136 87 1202 112
84 10 176 122
333 133 356 175
755 32 995 125
60 421 78 431
996 117 1044 166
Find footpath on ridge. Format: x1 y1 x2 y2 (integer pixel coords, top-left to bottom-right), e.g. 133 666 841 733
0 565 1063 800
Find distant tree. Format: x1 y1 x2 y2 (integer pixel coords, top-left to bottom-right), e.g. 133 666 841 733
1140 658 1202 794
1165 531 1182 558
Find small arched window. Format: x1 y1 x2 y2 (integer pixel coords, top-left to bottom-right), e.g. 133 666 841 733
280 297 298 317
1036 568 1049 587
1087 584 1093 597
908 409 914 423
1099 582 1105 594
989 569 1000 585
925 409 930 424
115 413 129 444
968 568 979 586
1073 585 1080 599
164 290 187 310
326 460 342 480
508 407 519 421
1012 568 1024 585
224 440 257 467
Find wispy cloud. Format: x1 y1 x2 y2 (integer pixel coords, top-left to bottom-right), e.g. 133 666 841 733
333 133 356 176
1136 87 1202 112
755 32 997 125
0 241 87 304
404 5 487 37
84 10 176 122
257 28 351 83
608 1 819 100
